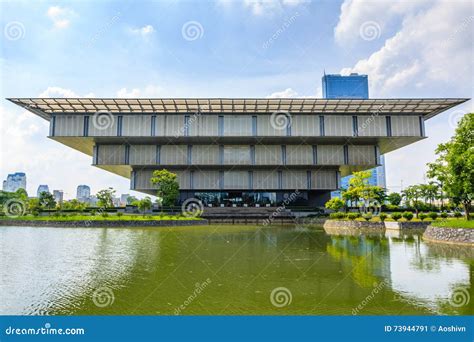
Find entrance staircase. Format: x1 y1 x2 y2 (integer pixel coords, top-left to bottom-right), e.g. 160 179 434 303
202 206 295 224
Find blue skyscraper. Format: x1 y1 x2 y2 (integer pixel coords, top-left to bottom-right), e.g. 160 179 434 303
322 73 369 99
322 73 387 194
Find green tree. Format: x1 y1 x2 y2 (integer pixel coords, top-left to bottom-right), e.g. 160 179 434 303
61 199 87 211
342 171 384 212
387 192 402 206
402 185 423 218
97 187 116 208
138 197 153 215
38 191 56 209
15 188 28 200
150 169 180 206
325 197 345 212
427 114 473 220
27 198 41 216
126 196 138 205
419 182 438 208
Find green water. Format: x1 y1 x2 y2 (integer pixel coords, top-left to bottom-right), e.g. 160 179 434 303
0 225 472 315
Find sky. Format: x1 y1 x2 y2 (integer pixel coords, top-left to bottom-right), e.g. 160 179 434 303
0 0 472 199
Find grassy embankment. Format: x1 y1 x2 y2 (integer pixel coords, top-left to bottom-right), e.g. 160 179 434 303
0 214 201 221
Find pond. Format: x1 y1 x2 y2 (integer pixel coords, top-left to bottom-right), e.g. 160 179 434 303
0 225 472 315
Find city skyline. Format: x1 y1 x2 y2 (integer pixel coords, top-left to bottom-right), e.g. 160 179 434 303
1 0 472 200
1 172 132 202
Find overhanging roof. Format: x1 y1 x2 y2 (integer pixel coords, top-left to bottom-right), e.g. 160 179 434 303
7 97 469 120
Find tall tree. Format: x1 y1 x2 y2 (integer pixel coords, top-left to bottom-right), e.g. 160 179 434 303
387 192 402 206
342 171 384 211
38 191 56 209
138 197 153 215
427 113 473 220
402 185 423 217
150 169 180 206
97 187 116 208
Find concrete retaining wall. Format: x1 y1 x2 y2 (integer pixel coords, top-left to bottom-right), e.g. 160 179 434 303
0 219 209 228
423 225 473 246
323 220 385 236
384 221 430 230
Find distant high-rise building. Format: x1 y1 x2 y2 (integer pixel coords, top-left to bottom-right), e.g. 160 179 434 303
322 73 369 99
37 185 50 197
2 172 26 192
120 194 131 206
53 190 64 203
76 185 91 201
323 73 386 194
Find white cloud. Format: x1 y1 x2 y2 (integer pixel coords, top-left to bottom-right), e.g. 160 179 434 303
38 87 95 98
282 0 307 6
241 0 308 16
335 0 473 190
47 6 76 29
266 87 321 98
338 0 473 96
267 87 298 98
116 85 163 98
130 25 155 36
334 0 430 44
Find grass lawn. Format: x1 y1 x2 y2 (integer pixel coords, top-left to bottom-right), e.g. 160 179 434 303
431 219 474 229
0 214 201 221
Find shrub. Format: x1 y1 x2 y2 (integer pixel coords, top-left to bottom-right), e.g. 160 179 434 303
379 213 388 222
391 213 402 221
453 211 462 218
347 213 359 221
402 211 414 221
362 213 372 221
53 212 61 218
419 213 428 221
440 212 448 219
329 212 346 220
101 212 109 218
116 212 123 218
428 212 438 221
90 210 96 216
325 198 345 212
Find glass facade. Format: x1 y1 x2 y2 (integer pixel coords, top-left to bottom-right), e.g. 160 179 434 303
323 73 387 197
322 73 369 99
194 192 277 207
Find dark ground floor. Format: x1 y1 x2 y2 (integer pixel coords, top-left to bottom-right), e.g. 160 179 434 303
178 190 331 208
